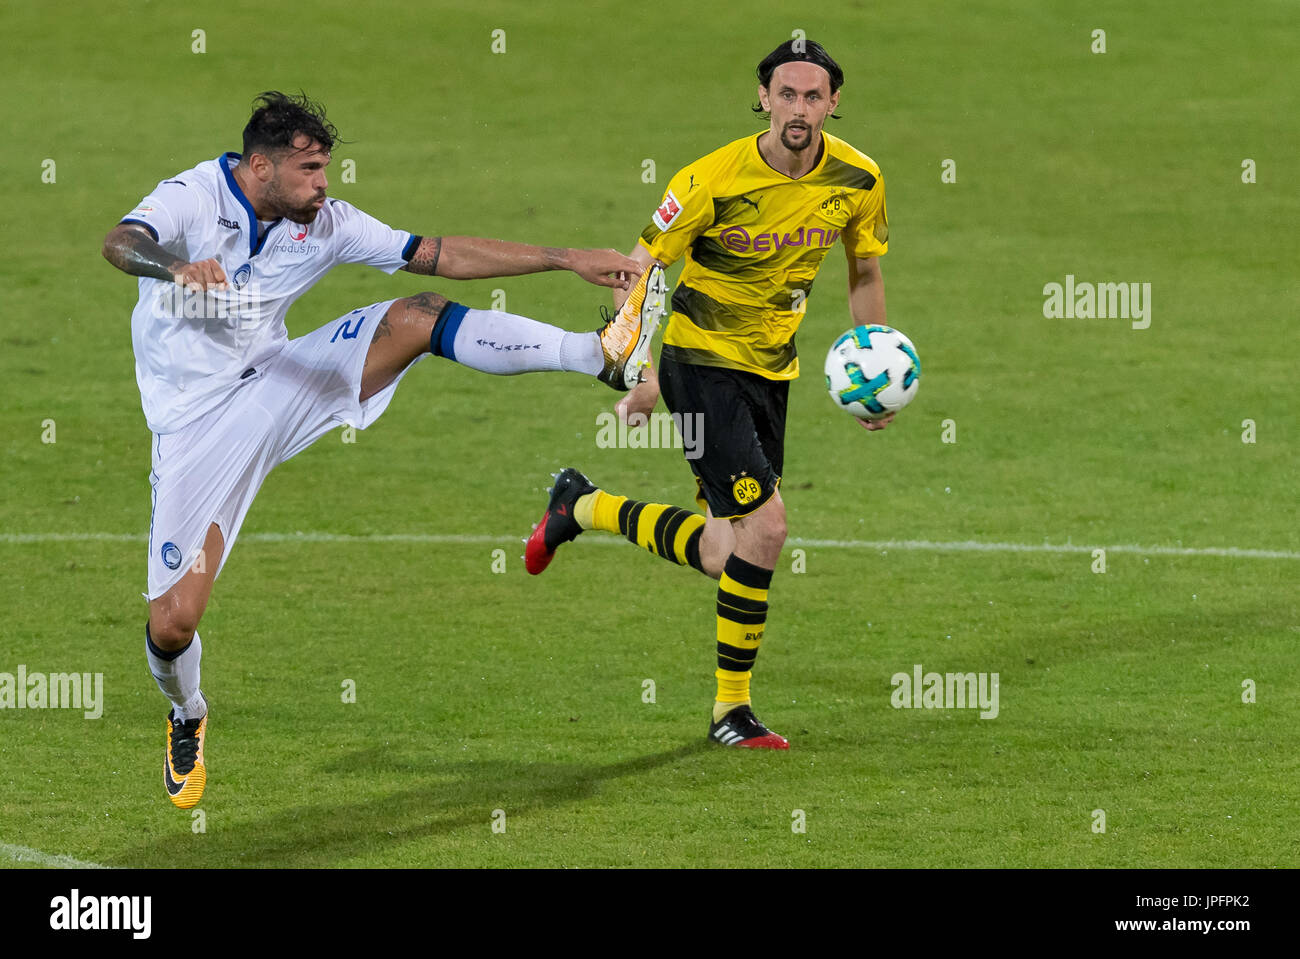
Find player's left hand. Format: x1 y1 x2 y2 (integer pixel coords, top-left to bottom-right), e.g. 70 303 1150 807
569 249 644 290
858 412 895 432
615 366 660 423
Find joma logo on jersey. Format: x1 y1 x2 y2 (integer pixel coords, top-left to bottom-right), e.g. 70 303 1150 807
216 215 240 230
652 190 683 231
718 225 841 254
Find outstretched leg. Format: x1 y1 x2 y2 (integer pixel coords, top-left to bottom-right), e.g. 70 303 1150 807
360 291 608 401
361 263 668 400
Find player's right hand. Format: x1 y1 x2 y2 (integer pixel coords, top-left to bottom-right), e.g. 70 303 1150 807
170 258 228 292
570 248 643 290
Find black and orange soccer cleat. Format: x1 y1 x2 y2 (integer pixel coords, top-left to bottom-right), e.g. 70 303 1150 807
524 468 597 575
708 704 790 750
164 708 208 809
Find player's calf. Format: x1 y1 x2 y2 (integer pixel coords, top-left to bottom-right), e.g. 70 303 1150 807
369 291 630 387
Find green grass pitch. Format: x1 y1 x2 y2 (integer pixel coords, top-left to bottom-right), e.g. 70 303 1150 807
1 0 1296 867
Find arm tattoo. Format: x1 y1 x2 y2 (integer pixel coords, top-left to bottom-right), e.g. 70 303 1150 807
370 314 393 341
102 225 183 281
402 236 442 276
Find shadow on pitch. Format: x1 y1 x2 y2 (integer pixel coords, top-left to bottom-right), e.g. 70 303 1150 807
114 741 708 866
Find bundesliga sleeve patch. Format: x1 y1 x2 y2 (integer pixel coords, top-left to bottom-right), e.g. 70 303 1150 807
652 190 683 232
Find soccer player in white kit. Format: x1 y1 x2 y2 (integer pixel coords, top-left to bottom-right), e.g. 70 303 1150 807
102 92 663 808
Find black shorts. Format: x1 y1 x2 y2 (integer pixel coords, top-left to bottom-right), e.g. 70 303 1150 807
658 354 789 519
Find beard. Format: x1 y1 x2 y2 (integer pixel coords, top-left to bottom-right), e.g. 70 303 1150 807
779 121 814 152
267 178 324 223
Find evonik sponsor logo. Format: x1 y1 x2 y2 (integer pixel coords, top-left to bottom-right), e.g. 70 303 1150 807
718 225 840 253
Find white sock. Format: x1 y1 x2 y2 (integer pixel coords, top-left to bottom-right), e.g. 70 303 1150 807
560 330 603 376
146 627 207 721
447 308 601 376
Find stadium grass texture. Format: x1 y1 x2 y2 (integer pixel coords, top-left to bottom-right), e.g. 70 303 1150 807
1 0 1296 866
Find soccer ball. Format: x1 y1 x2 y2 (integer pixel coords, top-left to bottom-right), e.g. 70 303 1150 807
824 324 921 420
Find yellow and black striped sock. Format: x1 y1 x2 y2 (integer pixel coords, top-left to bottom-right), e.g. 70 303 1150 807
713 554 773 721
576 490 706 572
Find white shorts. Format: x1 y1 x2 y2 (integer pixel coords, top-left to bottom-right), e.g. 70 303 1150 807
146 299 421 599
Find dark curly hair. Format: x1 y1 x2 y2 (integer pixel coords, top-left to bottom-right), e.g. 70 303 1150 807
242 91 341 159
752 39 844 121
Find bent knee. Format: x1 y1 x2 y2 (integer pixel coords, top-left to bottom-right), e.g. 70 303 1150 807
397 291 450 326
755 503 788 548
148 610 200 651
732 501 787 565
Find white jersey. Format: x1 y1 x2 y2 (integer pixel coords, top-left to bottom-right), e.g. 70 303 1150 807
120 152 415 433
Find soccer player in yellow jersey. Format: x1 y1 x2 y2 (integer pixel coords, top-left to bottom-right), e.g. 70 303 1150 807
526 39 893 748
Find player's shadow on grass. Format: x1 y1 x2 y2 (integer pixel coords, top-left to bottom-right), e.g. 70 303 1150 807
116 742 707 866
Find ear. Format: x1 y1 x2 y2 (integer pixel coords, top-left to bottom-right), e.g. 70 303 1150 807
248 152 275 182
758 83 770 111
828 89 840 113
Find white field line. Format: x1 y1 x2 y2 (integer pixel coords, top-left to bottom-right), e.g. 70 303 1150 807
0 842 108 869
0 531 1297 560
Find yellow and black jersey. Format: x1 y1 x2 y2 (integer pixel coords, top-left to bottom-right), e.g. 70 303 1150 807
639 131 887 380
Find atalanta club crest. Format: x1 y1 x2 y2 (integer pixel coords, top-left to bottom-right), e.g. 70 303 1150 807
231 263 252 289
160 542 183 570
